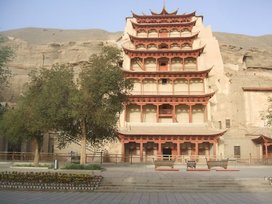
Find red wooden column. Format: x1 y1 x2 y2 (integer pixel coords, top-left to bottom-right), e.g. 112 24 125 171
156 78 159 95
121 140 125 162
172 105 176 122
142 58 145 71
140 104 143 122
156 104 159 123
140 140 143 162
157 141 162 160
202 78 205 93
188 79 191 95
176 141 180 161
171 79 174 95
189 105 193 123
213 140 217 159
140 78 143 95
195 142 199 157
204 104 208 122
265 143 268 159
205 144 210 159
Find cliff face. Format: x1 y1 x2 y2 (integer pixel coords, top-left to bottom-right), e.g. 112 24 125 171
0 28 271 102
0 28 122 101
1 28 122 67
213 32 272 69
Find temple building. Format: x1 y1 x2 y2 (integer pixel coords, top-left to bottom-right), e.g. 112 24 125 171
116 7 227 162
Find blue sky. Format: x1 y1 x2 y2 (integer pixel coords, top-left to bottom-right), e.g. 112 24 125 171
0 0 271 36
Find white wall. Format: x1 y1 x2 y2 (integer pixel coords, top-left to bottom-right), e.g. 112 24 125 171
244 92 271 127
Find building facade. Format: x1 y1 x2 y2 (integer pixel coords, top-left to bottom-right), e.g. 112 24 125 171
116 7 227 162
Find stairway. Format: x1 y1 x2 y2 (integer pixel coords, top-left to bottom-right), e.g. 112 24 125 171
97 168 272 192
98 178 271 193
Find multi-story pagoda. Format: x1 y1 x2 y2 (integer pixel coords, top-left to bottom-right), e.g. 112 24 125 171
117 7 226 162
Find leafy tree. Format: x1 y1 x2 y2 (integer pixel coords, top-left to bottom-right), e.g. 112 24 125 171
0 103 38 159
266 97 272 127
57 46 132 164
0 35 13 87
0 46 132 165
0 65 75 166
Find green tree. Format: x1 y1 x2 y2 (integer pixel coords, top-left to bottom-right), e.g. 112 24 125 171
266 97 272 127
0 64 75 166
0 46 132 165
0 35 13 87
57 46 132 164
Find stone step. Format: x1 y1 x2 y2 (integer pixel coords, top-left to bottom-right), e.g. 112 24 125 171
97 179 272 192
99 182 269 188
97 186 272 193
101 180 268 186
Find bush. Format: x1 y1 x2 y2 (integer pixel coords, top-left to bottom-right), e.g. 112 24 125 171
0 171 102 184
13 163 51 168
63 163 102 170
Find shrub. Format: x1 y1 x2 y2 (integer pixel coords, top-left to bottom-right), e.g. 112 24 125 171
13 163 51 168
0 171 102 184
63 163 102 170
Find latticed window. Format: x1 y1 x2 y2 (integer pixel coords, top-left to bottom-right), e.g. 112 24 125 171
226 119 231 128
234 146 240 158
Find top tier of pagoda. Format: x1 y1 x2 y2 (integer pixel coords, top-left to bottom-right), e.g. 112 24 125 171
132 7 196 24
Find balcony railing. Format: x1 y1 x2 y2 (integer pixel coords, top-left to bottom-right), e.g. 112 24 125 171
130 90 205 95
159 109 172 115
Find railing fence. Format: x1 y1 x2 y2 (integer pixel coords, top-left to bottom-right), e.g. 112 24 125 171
0 151 272 165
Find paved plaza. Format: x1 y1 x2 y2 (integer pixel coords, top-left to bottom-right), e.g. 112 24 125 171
1 163 272 203
1 191 272 204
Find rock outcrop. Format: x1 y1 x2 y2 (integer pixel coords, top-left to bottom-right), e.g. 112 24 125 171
0 28 271 102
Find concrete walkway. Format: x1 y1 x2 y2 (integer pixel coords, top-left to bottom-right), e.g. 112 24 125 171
1 163 272 203
1 191 272 204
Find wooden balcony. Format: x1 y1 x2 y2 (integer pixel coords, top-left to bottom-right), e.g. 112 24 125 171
159 108 173 117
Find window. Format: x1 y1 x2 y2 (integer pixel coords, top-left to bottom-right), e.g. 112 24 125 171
160 104 172 115
218 121 222 129
159 29 168 37
234 146 240 158
159 61 168 71
226 119 231 128
48 134 55 153
159 44 168 49
161 78 168 85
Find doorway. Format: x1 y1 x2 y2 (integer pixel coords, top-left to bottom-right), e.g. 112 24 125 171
159 61 168 71
163 148 172 160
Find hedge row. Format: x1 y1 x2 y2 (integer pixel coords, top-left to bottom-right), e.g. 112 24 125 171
0 171 103 191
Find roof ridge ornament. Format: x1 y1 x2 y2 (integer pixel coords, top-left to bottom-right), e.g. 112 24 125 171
150 1 179 16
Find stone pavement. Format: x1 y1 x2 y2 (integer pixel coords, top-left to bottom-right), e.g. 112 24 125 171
1 163 272 203
1 191 272 204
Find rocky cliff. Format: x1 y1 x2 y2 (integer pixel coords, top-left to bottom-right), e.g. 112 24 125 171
0 28 271 102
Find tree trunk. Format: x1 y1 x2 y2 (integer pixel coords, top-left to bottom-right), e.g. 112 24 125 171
33 138 40 167
80 119 87 165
